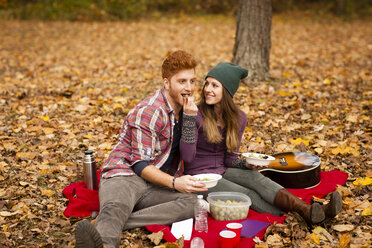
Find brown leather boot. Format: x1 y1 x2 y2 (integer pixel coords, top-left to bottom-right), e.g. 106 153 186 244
322 191 342 218
75 219 103 248
274 189 325 225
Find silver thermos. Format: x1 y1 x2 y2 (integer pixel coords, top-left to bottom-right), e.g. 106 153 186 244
84 150 98 190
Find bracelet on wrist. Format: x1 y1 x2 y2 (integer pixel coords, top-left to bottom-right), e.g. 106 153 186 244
172 176 177 192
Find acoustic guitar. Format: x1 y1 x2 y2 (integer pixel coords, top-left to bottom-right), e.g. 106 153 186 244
258 152 321 189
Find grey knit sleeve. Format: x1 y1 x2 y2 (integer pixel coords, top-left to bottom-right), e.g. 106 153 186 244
181 113 197 143
232 158 251 170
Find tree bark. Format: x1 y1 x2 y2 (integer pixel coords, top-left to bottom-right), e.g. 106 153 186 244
233 0 272 82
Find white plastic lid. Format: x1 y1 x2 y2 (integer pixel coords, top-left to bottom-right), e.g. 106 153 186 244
197 195 203 199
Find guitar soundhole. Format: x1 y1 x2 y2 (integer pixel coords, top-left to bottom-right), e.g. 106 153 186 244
279 157 288 166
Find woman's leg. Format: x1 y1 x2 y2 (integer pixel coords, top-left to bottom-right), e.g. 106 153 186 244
223 168 283 204
223 168 330 225
206 177 284 216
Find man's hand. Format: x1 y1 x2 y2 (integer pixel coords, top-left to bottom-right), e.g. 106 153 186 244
174 175 208 193
183 95 198 115
140 165 208 193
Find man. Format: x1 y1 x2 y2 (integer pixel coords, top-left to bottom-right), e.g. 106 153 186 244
75 50 207 248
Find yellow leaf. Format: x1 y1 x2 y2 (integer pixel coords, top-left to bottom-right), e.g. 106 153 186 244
121 87 128 92
38 115 50 121
279 90 291 96
301 113 311 120
113 103 122 109
346 115 358 123
102 104 111 113
338 233 351 248
19 181 29 187
2 224 9 232
16 152 37 160
312 196 324 203
27 125 43 132
314 147 323 154
284 71 291 78
312 226 332 242
0 211 19 217
331 147 342 155
290 138 309 146
361 205 372 216
323 78 331 85
84 134 93 139
3 143 15 151
353 177 372 186
332 224 354 232
245 127 252 132
311 233 320 245
148 231 164 246
331 145 360 156
41 190 55 197
41 169 51 174
318 140 327 146
98 142 112 150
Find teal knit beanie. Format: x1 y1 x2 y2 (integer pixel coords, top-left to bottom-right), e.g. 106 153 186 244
206 62 248 97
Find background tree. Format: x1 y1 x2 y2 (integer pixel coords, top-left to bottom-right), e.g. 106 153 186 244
232 0 272 82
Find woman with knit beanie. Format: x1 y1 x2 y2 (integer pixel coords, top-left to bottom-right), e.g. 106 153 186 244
180 62 342 225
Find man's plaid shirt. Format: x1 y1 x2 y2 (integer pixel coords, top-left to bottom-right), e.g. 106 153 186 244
101 88 183 179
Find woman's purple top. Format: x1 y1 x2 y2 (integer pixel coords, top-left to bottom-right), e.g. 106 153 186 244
180 109 247 175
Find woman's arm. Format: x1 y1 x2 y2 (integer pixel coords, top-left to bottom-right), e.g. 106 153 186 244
180 112 199 164
180 96 200 164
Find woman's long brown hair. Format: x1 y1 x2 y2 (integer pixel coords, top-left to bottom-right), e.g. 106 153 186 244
199 86 240 152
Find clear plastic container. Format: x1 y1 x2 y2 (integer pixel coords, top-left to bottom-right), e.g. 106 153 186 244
194 195 208 232
207 192 252 221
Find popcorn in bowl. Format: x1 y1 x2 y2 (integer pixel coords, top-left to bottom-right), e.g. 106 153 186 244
241 152 275 166
193 173 222 188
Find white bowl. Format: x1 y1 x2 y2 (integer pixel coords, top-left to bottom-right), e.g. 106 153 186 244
241 152 275 166
193 173 222 188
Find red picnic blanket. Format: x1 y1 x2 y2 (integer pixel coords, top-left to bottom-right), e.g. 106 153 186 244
62 170 348 247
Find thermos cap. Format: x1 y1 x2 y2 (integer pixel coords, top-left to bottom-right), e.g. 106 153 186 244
85 150 93 155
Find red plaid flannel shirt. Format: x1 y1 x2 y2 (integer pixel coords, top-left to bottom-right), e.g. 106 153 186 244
101 88 183 179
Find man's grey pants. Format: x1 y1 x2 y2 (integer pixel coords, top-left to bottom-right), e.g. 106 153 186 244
198 168 284 216
95 175 197 248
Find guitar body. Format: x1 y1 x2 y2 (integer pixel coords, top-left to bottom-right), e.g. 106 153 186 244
258 152 321 189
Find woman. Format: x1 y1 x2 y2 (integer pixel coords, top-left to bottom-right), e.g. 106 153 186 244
180 62 342 225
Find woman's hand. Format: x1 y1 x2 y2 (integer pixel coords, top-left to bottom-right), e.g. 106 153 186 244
245 160 266 170
173 175 208 193
183 96 198 115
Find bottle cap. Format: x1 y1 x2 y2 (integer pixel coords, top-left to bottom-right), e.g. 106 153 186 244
197 195 203 199
85 150 93 155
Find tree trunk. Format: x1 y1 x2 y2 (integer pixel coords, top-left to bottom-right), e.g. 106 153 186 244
233 0 272 83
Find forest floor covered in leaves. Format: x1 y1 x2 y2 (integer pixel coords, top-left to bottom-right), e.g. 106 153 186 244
0 13 371 247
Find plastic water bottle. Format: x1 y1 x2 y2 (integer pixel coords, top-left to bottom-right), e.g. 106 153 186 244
194 195 208 233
